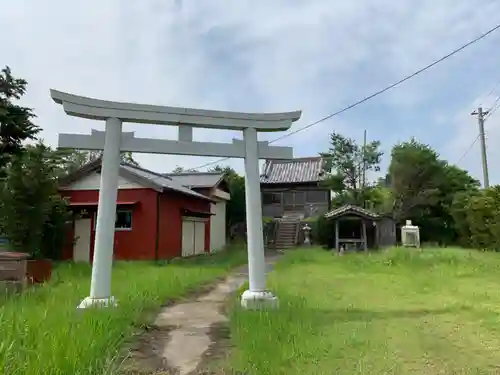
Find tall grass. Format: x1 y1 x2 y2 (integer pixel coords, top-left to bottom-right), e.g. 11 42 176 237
224 247 500 375
0 247 247 375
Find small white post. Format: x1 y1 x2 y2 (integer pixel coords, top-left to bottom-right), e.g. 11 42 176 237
78 117 122 309
241 127 278 309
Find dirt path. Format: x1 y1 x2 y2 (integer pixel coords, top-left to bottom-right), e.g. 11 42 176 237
121 253 281 375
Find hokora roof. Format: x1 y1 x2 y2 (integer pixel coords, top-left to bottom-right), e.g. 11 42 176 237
324 205 380 220
260 157 325 184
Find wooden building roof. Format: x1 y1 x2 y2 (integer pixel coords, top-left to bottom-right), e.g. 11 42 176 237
324 204 381 220
260 157 325 184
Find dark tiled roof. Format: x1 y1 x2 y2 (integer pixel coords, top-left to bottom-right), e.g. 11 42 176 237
324 205 380 220
260 157 324 184
165 172 224 189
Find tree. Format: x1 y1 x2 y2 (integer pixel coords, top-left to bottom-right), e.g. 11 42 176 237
0 66 41 176
389 139 443 222
172 166 187 173
120 151 140 166
451 186 500 250
0 143 70 258
0 67 71 258
320 132 383 206
389 138 479 244
451 190 480 247
208 165 246 229
364 184 394 214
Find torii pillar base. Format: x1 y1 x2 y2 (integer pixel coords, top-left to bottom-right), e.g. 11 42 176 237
77 296 118 309
241 290 279 310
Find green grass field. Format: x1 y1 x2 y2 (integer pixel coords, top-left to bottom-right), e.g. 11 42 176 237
0 248 246 375
226 248 500 375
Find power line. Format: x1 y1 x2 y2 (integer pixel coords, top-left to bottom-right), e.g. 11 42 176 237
189 21 500 171
482 77 500 105
456 136 480 165
474 77 500 114
484 96 500 120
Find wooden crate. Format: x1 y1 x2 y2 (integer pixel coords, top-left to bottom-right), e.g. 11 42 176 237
0 252 29 292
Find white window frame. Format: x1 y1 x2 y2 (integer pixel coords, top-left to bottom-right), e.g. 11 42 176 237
94 209 133 231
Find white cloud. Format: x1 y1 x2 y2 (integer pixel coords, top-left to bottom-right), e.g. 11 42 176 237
2 0 500 181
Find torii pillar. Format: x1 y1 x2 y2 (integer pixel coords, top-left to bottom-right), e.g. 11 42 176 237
51 89 301 310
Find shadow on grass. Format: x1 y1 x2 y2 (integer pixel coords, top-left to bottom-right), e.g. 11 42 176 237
226 295 479 375
227 292 477 374
231 291 475 328
290 305 474 324
165 247 247 269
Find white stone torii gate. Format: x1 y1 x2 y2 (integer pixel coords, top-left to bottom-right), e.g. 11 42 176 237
51 89 301 309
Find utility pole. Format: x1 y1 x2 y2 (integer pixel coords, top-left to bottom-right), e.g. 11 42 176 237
361 129 367 208
362 129 367 190
471 107 490 188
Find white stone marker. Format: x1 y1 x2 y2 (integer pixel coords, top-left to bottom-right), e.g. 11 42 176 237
302 224 312 246
50 89 301 310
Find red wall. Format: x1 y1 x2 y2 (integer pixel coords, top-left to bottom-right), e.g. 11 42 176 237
157 191 211 259
61 188 211 261
61 189 158 260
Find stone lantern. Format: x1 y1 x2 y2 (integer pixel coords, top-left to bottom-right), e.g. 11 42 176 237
401 220 420 248
302 224 312 246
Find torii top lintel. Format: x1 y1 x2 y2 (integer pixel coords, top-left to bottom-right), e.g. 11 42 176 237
50 89 302 132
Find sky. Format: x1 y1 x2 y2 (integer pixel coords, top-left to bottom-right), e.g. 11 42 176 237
2 0 500 185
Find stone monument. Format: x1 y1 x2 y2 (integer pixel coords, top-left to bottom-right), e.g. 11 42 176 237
401 220 420 248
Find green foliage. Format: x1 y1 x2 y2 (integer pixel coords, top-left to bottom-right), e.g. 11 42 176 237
450 190 476 247
0 68 69 258
120 151 140 166
389 138 479 244
209 165 246 228
263 220 278 246
0 66 41 177
313 215 334 247
302 216 320 223
364 184 394 214
320 132 383 206
172 166 188 173
0 250 246 374
0 143 70 258
451 186 500 251
41 196 71 259
227 247 500 374
389 138 443 221
57 149 140 177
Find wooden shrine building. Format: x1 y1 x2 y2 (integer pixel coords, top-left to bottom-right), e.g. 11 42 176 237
324 205 396 251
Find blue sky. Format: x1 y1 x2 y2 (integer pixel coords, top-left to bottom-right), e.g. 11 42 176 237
2 0 500 185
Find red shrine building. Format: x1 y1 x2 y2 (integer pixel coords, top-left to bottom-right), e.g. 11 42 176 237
59 159 230 262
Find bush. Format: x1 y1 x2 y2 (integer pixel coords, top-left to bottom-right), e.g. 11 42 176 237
40 196 71 259
313 215 335 248
0 144 69 259
263 219 278 247
451 186 500 251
